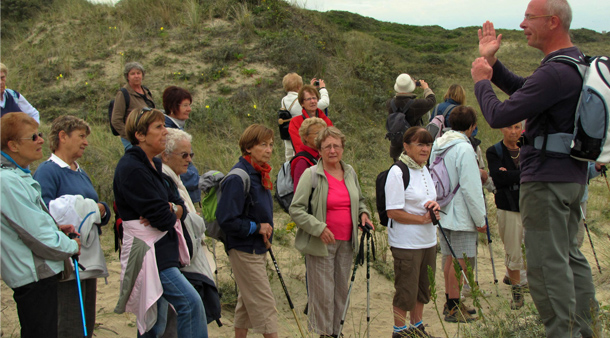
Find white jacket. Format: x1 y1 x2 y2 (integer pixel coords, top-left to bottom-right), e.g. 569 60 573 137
430 131 486 232
49 194 108 280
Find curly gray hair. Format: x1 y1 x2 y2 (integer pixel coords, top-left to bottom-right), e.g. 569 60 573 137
162 128 192 156
123 62 145 81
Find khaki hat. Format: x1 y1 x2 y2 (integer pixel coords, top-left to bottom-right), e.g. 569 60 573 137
394 73 415 93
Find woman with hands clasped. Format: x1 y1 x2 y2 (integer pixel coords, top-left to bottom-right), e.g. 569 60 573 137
385 127 441 338
290 126 373 338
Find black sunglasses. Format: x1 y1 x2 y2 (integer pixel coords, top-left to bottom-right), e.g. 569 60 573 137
135 107 153 127
20 132 43 142
173 152 195 159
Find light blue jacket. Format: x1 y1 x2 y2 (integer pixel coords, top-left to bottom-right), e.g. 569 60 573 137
1 153 79 288
430 131 486 232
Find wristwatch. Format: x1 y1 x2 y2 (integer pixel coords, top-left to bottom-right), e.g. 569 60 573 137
171 202 178 214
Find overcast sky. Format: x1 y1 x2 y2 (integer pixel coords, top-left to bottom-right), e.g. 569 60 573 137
89 0 608 33
293 0 608 33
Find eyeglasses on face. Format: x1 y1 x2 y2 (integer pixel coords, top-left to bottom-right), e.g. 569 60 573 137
135 107 153 127
524 14 553 20
304 96 318 102
173 152 195 159
20 132 43 142
321 144 343 151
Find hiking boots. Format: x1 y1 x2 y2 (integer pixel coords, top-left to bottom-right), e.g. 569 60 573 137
443 302 476 315
444 303 477 323
391 325 439 338
511 285 525 310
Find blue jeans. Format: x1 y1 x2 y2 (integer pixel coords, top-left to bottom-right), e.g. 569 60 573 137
121 137 133 151
138 267 207 338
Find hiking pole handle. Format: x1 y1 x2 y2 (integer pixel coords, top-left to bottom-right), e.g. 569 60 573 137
428 207 439 225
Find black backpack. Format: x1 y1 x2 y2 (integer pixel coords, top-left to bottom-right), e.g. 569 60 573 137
385 98 414 150
375 161 410 227
108 86 153 136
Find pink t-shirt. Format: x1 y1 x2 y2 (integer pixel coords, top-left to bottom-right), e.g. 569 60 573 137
325 170 352 241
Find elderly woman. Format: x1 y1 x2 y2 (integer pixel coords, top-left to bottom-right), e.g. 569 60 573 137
387 73 436 161
1 112 80 338
280 73 330 161
291 117 327 190
33 115 110 338
288 85 333 154
430 84 466 127
385 127 440 338
290 126 373 337
111 62 155 150
159 128 220 326
162 85 201 204
113 108 206 338
0 62 40 121
216 124 278 338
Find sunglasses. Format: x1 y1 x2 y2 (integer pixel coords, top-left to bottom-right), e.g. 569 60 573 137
20 132 43 142
173 152 195 159
135 107 153 127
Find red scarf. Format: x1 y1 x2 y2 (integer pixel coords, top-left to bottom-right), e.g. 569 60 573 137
244 155 273 190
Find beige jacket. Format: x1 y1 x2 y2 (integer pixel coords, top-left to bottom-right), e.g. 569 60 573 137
289 160 370 257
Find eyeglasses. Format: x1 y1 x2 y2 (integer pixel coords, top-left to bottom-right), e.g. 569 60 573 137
304 97 318 102
180 103 191 108
135 107 153 127
20 132 43 142
524 14 553 20
321 144 343 151
173 152 194 159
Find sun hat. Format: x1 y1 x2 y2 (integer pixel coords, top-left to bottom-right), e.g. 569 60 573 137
394 73 416 93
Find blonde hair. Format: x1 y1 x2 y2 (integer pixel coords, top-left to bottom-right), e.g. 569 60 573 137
443 84 466 105
282 73 303 92
315 127 346 150
299 117 327 144
0 63 7 75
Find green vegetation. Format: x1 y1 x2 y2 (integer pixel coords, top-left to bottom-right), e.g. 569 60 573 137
2 0 610 336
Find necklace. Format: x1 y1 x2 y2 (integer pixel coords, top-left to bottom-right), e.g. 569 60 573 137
510 148 520 159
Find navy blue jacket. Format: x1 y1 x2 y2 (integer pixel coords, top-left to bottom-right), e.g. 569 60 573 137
216 157 273 254
486 142 521 212
113 146 186 271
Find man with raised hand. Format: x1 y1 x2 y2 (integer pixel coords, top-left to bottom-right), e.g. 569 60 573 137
470 0 598 337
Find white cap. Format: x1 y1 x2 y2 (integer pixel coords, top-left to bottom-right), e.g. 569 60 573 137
394 73 415 93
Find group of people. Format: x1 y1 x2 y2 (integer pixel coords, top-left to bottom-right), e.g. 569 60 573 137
0 1 602 338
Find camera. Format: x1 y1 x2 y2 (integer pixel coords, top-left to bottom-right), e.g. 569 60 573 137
314 81 320 87
415 80 421 87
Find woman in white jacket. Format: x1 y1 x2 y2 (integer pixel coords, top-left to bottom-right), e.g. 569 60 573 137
429 106 486 323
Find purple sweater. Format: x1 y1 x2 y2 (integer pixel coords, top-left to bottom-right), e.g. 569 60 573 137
474 47 587 184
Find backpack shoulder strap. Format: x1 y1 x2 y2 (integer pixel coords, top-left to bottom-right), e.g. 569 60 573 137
442 104 457 118
224 168 251 194
291 151 318 166
142 85 153 97
493 141 504 159
394 161 410 190
391 98 414 115
119 87 131 116
288 98 298 111
546 55 587 78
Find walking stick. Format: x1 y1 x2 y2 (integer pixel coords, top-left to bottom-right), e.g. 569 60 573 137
266 245 306 338
365 224 375 338
338 224 371 337
428 209 470 287
581 207 602 273
69 233 87 338
482 191 499 296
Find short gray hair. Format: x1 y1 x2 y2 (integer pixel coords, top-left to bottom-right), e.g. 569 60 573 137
123 62 145 81
163 128 192 156
546 0 572 31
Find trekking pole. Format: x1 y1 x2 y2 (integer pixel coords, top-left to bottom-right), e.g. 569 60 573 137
266 245 306 338
581 207 602 274
482 191 499 297
69 233 87 338
338 225 370 337
427 209 470 287
365 224 375 338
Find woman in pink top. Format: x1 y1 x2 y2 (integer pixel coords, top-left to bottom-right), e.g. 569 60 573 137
289 127 373 337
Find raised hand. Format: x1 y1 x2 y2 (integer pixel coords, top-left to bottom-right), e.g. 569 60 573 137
478 21 502 65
